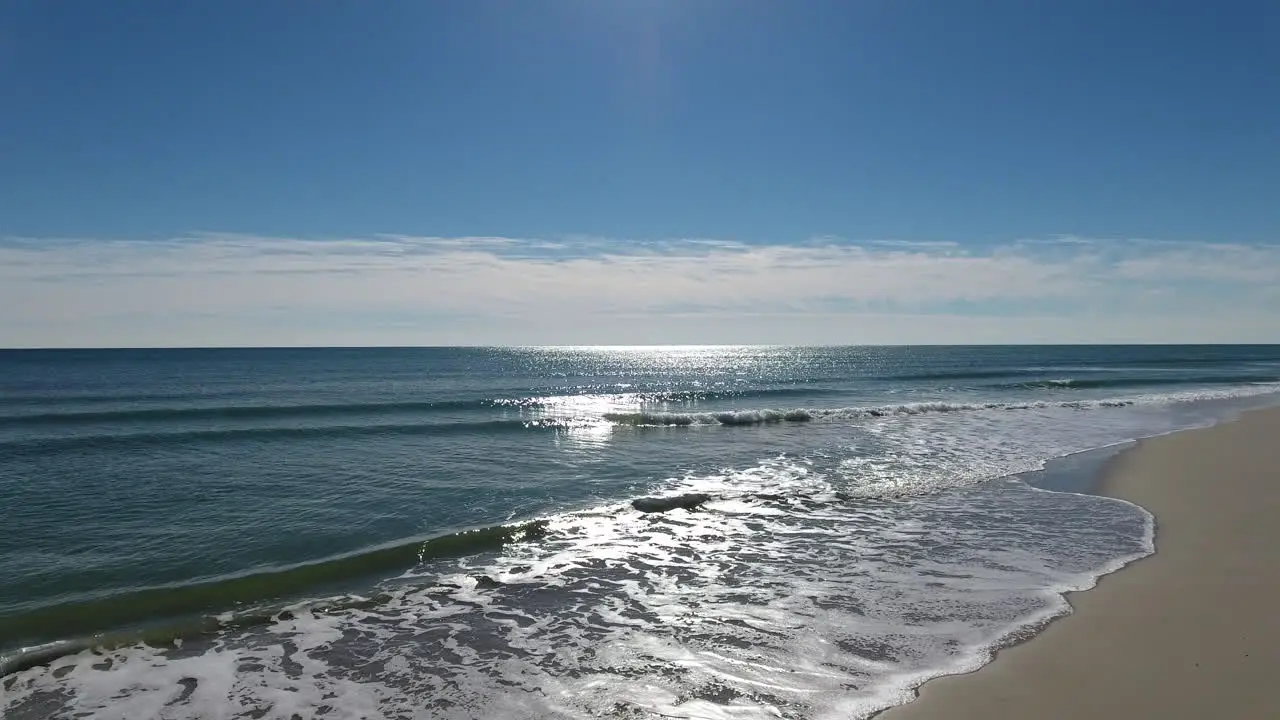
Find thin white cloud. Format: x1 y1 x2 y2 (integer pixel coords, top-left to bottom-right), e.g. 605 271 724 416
1112 244 1280 284
1 234 1278 346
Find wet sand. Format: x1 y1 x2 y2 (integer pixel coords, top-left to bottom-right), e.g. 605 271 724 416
879 406 1280 719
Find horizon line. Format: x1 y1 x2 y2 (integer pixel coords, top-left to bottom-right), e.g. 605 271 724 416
4 342 1280 351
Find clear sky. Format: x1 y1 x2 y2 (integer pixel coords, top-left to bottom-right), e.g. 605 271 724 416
2 0 1278 347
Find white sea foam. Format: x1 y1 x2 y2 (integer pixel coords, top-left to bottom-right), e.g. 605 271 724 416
1 457 1153 720
4 385 1276 720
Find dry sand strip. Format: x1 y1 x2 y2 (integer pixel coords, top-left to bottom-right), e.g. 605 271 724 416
878 406 1280 720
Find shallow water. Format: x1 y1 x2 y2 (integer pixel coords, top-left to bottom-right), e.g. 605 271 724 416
3 345 1279 718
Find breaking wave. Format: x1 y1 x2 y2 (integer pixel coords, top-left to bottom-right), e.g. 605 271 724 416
0 519 553 675
603 400 1112 426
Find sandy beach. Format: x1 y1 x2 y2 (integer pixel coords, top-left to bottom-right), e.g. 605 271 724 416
879 406 1280 719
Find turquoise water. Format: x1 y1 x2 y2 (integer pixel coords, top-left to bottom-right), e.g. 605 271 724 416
3 345 1280 718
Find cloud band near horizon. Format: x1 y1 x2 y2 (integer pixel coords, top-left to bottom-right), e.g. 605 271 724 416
2 234 1278 347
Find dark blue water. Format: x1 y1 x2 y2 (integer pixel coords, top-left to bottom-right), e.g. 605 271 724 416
3 345 1279 719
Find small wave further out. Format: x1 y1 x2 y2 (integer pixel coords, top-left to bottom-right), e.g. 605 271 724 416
600 399 1136 427
993 373 1280 391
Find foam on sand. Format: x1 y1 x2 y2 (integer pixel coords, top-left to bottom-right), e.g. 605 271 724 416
878 406 1280 719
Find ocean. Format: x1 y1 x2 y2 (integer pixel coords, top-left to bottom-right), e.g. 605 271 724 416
3 345 1280 719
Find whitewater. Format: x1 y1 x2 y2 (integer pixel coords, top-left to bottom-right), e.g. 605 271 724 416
3 345 1279 719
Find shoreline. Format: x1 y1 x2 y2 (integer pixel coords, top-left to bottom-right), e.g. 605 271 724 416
877 405 1280 719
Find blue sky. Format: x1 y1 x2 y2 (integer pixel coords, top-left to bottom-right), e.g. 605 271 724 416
2 0 1279 346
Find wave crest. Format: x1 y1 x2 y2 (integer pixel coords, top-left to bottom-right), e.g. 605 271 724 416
600 400 1100 426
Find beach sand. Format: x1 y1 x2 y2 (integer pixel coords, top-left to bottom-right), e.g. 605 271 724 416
878 406 1280 719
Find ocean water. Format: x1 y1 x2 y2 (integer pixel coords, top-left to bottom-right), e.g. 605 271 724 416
3 345 1280 719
